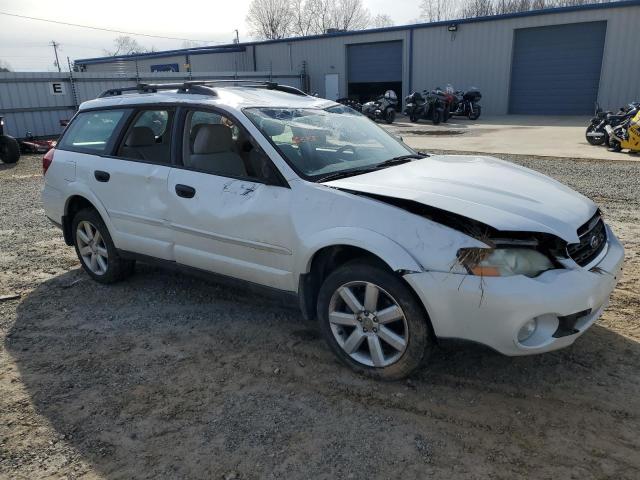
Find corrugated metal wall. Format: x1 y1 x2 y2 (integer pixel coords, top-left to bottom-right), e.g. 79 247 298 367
411 4 640 114
254 30 410 100
0 71 303 138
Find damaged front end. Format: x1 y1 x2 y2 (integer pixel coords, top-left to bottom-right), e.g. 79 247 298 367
344 190 572 278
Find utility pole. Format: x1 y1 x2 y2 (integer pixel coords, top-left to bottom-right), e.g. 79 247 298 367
234 30 240 44
50 40 61 72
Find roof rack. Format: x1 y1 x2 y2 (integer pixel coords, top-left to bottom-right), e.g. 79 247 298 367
98 80 308 98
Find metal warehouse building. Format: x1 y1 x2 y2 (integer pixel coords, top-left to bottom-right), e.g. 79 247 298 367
76 1 640 115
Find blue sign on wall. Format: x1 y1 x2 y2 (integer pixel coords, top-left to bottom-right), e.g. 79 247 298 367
150 63 180 72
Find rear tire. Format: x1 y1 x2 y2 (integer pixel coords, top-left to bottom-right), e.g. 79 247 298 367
72 208 135 284
0 135 20 164
585 125 606 146
317 260 432 380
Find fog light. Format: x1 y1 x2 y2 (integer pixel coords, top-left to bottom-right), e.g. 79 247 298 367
518 319 537 343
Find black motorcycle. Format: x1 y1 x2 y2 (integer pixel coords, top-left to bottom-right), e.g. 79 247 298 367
449 87 482 120
586 102 639 146
361 91 398 124
404 90 444 125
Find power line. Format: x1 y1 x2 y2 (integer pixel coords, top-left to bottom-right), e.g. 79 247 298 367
0 11 220 43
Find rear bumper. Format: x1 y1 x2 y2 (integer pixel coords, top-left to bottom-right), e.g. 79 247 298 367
404 225 624 356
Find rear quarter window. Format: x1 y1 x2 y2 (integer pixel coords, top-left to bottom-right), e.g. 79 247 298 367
58 109 128 154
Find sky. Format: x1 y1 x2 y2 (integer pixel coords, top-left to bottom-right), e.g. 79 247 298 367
0 0 423 71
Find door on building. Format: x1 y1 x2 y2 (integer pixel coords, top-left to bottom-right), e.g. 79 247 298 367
324 74 340 100
508 21 607 115
347 41 402 106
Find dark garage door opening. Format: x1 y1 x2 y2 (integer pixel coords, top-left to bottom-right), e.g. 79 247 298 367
509 21 607 115
347 41 402 107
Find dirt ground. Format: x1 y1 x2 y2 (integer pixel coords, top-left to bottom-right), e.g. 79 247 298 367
1 153 639 480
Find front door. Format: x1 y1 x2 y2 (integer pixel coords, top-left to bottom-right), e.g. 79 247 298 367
166 108 296 291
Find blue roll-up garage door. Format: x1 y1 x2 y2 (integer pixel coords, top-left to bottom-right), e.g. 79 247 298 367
347 41 402 83
509 22 606 115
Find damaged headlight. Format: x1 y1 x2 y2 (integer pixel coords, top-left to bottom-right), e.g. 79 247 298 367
457 248 554 278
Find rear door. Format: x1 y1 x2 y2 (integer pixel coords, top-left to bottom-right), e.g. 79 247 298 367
62 107 176 260
166 107 296 291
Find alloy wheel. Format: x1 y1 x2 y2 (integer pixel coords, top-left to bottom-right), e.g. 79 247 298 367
328 281 408 367
76 220 108 275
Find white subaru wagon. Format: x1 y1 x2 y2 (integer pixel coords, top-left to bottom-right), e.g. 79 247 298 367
42 81 624 380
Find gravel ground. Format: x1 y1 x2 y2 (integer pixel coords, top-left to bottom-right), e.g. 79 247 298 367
1 153 639 480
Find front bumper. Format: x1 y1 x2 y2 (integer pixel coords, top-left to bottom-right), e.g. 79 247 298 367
404 225 625 356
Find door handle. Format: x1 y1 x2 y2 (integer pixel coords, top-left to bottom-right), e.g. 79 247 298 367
94 170 110 182
175 184 196 198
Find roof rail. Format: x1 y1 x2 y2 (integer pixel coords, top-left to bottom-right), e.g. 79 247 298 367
98 80 308 98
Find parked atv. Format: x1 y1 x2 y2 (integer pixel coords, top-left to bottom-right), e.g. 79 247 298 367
404 90 444 125
361 90 398 124
0 116 20 164
449 86 482 120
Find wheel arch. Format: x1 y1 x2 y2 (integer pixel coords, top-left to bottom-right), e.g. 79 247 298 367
62 187 112 246
297 229 424 321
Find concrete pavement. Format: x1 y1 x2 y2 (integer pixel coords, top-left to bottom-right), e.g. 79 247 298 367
384 115 640 161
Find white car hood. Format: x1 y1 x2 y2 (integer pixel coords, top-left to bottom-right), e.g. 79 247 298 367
323 155 597 243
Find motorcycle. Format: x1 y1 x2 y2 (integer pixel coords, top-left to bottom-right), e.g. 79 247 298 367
448 85 482 120
606 108 640 153
404 90 444 125
361 90 398 124
586 102 639 146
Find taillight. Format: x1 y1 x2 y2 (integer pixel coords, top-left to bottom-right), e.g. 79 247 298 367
42 148 55 175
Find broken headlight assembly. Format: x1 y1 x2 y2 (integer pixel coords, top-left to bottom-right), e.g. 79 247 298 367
457 247 555 278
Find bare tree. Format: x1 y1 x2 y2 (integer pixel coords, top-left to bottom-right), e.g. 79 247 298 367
246 0 294 39
104 36 148 56
0 60 11 72
333 0 371 30
291 0 316 36
371 14 394 28
419 0 461 21
460 0 495 17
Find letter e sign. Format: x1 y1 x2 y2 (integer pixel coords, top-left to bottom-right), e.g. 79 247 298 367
50 82 66 95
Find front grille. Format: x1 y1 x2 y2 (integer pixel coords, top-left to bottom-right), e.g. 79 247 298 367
567 213 607 267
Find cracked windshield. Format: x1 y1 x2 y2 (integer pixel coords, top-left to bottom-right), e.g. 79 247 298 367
244 106 414 179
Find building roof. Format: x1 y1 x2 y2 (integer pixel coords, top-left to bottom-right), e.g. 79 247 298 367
75 0 640 66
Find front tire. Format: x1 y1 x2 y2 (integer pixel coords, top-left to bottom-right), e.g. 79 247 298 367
317 261 432 380
468 105 481 120
72 208 135 284
432 110 442 125
385 109 396 124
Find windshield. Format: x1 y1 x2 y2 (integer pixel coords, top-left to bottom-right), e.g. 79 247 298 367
244 105 415 181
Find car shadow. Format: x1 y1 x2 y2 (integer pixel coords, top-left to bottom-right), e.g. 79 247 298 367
6 266 640 478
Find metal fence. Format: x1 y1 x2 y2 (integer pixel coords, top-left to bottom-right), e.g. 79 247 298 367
0 71 306 138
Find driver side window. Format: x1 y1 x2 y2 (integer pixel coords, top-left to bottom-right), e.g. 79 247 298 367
182 109 279 183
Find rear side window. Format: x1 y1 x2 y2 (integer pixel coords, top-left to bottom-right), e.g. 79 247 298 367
116 109 174 164
58 110 127 153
